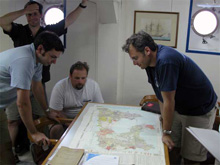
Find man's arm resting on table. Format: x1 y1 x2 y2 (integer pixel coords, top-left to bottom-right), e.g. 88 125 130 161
0 4 40 32
48 109 71 127
48 108 67 119
161 90 176 150
16 88 49 146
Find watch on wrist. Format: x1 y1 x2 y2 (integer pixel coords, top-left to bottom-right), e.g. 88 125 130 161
163 130 172 135
79 3 87 8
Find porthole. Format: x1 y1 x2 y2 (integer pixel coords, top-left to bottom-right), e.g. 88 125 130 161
191 9 218 36
44 7 64 25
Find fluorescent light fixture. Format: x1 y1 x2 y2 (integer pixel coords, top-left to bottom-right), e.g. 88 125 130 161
197 3 220 7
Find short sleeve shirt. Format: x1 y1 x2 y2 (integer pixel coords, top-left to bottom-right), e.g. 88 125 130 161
146 45 217 116
0 44 42 109
49 78 104 118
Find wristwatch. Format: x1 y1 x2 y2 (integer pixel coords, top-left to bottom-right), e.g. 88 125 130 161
79 3 87 8
163 130 172 135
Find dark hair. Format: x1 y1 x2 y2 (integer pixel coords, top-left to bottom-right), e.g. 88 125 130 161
34 31 64 52
24 1 43 14
70 61 89 75
122 30 158 54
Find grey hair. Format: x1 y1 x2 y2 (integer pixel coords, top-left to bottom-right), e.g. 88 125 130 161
122 30 158 53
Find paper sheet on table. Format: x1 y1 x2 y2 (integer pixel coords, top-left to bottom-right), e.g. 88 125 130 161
48 146 84 165
82 153 119 165
186 126 220 162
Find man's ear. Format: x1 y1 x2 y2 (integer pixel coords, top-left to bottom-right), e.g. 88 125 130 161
36 44 45 55
144 46 151 56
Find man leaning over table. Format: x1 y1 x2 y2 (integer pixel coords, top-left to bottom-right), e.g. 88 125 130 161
122 30 218 165
0 31 64 164
0 0 88 160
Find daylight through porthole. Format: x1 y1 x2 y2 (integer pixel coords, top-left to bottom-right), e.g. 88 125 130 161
191 9 218 36
44 7 64 25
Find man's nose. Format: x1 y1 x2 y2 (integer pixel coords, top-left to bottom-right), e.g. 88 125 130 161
78 79 84 83
133 61 137 65
52 59 57 64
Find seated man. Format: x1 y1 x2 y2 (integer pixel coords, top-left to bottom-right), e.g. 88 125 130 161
48 61 104 138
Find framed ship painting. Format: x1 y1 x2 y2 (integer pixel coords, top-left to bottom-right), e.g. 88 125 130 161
134 11 179 48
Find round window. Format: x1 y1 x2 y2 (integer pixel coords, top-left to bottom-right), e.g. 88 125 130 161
44 7 64 25
191 9 218 36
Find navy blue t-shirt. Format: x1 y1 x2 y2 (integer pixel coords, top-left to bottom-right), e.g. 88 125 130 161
146 45 217 116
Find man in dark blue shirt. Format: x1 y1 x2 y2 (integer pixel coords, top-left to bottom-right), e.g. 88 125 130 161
122 30 218 164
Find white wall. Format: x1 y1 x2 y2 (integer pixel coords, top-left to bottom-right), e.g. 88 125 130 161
115 0 220 105
0 0 219 107
46 0 98 100
0 0 26 51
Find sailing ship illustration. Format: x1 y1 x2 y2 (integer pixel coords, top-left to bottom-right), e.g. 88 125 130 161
144 20 171 41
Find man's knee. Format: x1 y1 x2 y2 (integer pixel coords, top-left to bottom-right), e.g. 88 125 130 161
8 120 20 127
49 124 65 139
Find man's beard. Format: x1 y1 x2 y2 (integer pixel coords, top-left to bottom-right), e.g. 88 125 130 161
75 84 84 90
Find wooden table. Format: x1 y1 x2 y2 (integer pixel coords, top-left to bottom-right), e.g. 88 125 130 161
43 103 170 165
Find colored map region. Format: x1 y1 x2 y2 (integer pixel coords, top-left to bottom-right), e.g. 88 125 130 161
70 104 165 165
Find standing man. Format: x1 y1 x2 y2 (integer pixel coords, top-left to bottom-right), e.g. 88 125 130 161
0 0 88 158
122 31 218 164
0 0 88 93
48 61 104 138
0 31 64 164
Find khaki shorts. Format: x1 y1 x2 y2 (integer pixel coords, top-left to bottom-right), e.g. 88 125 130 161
0 110 11 144
5 95 45 121
171 105 217 161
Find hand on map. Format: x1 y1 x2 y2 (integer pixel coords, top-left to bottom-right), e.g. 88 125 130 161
162 134 175 150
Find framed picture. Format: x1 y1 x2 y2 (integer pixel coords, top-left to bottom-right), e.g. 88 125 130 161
134 11 179 48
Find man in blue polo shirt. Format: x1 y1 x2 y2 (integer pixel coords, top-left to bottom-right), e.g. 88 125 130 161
122 30 218 164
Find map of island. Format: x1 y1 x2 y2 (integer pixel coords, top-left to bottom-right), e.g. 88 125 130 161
70 104 166 165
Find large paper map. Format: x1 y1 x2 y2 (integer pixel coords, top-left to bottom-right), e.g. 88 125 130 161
70 104 166 165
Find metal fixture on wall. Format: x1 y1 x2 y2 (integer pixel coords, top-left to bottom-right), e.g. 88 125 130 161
191 8 219 44
186 0 220 56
